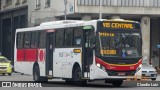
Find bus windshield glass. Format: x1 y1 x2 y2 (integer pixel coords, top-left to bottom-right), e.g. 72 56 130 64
98 32 141 58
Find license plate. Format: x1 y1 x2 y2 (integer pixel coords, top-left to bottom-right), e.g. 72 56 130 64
118 72 125 76
146 74 151 76
0 70 6 73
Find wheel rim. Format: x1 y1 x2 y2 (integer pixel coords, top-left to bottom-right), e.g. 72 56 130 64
74 67 81 81
34 69 38 81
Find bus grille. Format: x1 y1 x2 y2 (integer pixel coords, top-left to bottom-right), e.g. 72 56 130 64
0 67 7 69
107 70 136 76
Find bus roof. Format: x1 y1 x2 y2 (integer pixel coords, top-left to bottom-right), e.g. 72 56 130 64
16 19 139 32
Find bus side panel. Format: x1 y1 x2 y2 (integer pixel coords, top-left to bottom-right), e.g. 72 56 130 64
39 62 46 76
53 48 82 78
14 62 34 75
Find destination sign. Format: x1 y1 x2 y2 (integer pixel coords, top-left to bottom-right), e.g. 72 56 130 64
98 21 140 29
103 22 133 29
100 50 117 55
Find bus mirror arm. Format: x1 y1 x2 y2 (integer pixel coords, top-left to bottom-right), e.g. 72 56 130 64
90 44 96 50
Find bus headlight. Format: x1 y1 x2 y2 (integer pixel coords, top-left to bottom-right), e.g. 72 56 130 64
96 63 101 67
96 63 106 71
136 64 142 72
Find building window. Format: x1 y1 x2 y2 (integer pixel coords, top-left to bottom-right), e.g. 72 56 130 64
45 0 50 7
36 0 41 10
5 0 12 6
22 0 27 4
0 1 1 10
15 0 20 5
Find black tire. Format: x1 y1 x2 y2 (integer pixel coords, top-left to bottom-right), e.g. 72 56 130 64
2 73 5 76
112 80 123 87
8 73 12 76
151 78 156 81
33 66 40 81
72 66 86 86
65 79 73 85
33 65 48 82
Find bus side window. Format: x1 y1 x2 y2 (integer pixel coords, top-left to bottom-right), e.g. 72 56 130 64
73 27 82 47
31 32 38 48
55 29 64 47
17 33 24 49
39 31 46 48
24 32 31 48
64 28 73 47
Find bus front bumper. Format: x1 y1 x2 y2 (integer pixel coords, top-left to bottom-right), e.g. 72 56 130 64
91 65 142 80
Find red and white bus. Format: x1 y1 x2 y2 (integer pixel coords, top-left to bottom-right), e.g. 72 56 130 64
14 19 142 86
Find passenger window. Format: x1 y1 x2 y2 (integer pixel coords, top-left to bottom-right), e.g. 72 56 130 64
31 32 38 48
64 28 73 47
39 31 46 48
55 29 64 47
74 28 82 46
17 33 24 48
24 32 31 48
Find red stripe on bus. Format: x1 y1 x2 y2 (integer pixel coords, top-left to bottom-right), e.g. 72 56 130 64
17 49 24 61
17 49 38 62
95 57 142 71
25 49 38 62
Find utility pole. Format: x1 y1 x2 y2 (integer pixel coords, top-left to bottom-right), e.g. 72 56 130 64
99 0 102 19
64 0 67 20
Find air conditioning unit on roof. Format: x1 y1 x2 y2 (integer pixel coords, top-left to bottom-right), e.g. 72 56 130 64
40 20 84 26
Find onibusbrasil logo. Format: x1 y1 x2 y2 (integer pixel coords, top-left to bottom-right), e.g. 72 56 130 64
1 82 42 87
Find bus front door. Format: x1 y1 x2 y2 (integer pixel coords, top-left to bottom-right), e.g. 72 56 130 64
82 28 94 78
46 32 55 78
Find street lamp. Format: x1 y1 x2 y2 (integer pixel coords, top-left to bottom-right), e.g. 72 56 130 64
64 0 67 20
99 0 102 19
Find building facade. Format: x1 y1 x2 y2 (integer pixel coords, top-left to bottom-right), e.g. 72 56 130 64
0 0 160 68
0 0 28 61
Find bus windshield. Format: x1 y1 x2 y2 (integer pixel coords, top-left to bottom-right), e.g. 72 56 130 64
97 31 141 58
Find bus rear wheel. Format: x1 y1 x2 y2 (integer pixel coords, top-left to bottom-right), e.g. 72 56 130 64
33 65 48 82
72 66 86 86
33 66 40 81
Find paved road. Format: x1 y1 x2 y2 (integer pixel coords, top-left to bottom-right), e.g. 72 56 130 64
0 73 160 90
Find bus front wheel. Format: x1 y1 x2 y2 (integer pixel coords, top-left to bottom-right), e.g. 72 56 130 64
72 66 86 86
112 80 123 87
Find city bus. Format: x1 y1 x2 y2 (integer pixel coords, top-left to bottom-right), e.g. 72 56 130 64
14 19 142 86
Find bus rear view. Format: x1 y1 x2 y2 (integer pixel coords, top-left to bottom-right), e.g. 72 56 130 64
92 20 142 86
